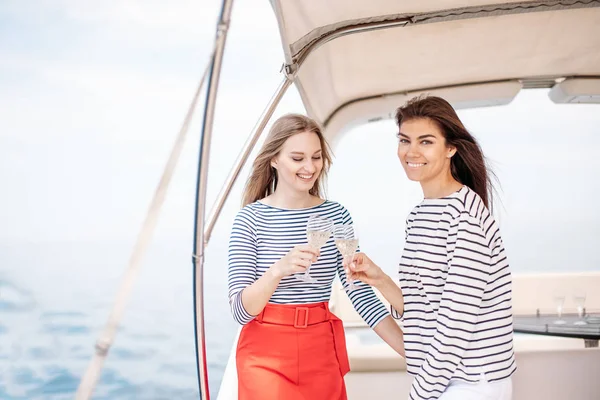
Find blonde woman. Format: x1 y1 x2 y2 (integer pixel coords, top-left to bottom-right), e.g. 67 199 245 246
227 114 404 399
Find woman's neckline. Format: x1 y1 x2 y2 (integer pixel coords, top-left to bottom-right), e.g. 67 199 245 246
256 199 328 211
421 185 467 203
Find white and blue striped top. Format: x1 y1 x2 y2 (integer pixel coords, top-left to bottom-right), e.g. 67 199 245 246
227 200 389 328
401 186 516 400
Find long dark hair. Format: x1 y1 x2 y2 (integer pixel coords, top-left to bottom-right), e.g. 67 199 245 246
395 95 495 208
241 114 332 207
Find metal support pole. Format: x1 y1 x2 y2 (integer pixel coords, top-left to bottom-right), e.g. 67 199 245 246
191 0 234 398
204 76 293 243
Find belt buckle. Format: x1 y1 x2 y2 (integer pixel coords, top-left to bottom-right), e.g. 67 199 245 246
294 307 309 328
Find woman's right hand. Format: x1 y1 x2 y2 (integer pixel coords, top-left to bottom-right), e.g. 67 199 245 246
269 245 319 279
343 252 388 288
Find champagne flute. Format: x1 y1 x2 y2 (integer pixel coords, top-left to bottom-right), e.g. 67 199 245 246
573 291 587 325
553 292 566 325
333 224 359 291
297 215 333 283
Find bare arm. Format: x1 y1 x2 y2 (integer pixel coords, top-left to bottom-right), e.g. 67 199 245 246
374 274 405 318
240 268 283 317
240 245 318 317
343 253 405 357
373 315 405 358
346 252 405 316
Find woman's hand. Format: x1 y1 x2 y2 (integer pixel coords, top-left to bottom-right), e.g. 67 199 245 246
343 252 388 288
269 245 319 279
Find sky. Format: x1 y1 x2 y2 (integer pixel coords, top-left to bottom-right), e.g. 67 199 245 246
1 0 599 272
0 0 298 244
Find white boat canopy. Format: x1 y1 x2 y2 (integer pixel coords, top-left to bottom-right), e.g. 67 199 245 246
269 0 600 141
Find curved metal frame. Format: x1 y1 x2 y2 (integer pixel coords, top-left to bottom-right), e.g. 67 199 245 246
204 76 293 243
193 68 293 400
292 19 409 68
192 0 234 398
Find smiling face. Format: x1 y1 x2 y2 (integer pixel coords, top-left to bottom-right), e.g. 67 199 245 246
397 118 456 184
271 130 324 195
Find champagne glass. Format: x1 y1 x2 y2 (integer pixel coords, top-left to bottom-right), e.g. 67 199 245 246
573 291 587 325
297 215 333 283
333 224 359 291
553 292 566 325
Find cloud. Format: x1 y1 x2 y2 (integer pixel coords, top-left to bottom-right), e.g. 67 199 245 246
2 0 280 50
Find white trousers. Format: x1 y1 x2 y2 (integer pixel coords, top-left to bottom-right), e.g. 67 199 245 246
439 376 512 400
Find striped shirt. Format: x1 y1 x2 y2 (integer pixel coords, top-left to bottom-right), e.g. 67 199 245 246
227 200 390 328
400 186 516 400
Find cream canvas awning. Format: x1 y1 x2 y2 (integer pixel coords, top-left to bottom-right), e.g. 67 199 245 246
269 0 600 140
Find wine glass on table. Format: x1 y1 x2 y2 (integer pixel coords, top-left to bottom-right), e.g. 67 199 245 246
552 292 566 325
573 290 587 326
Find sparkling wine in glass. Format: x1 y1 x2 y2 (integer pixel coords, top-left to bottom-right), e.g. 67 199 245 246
334 224 359 291
297 215 333 283
573 291 587 325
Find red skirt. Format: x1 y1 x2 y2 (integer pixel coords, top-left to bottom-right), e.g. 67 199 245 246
236 302 350 400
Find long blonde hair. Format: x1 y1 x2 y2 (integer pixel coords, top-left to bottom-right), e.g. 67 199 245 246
242 114 332 207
